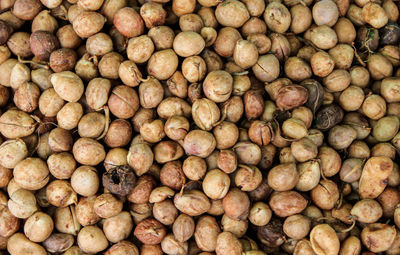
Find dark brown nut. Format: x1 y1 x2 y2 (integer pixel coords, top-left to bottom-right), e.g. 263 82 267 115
160 161 185 190
243 90 264 120
134 218 167 245
315 104 344 131
77 226 108 254
128 174 156 204
76 196 101 226
148 49 179 80
257 219 285 247
361 223 396 253
72 138 106 166
108 85 139 119
46 180 77 207
268 163 299 192
103 165 136 196
105 241 139 255
47 152 76 180
30 31 60 61
269 191 307 217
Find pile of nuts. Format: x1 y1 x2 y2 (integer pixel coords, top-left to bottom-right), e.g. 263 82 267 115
1 0 400 253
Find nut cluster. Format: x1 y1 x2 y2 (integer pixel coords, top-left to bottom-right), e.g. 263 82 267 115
0 0 400 254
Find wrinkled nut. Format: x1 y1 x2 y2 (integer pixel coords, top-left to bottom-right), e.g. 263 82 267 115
134 218 167 245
